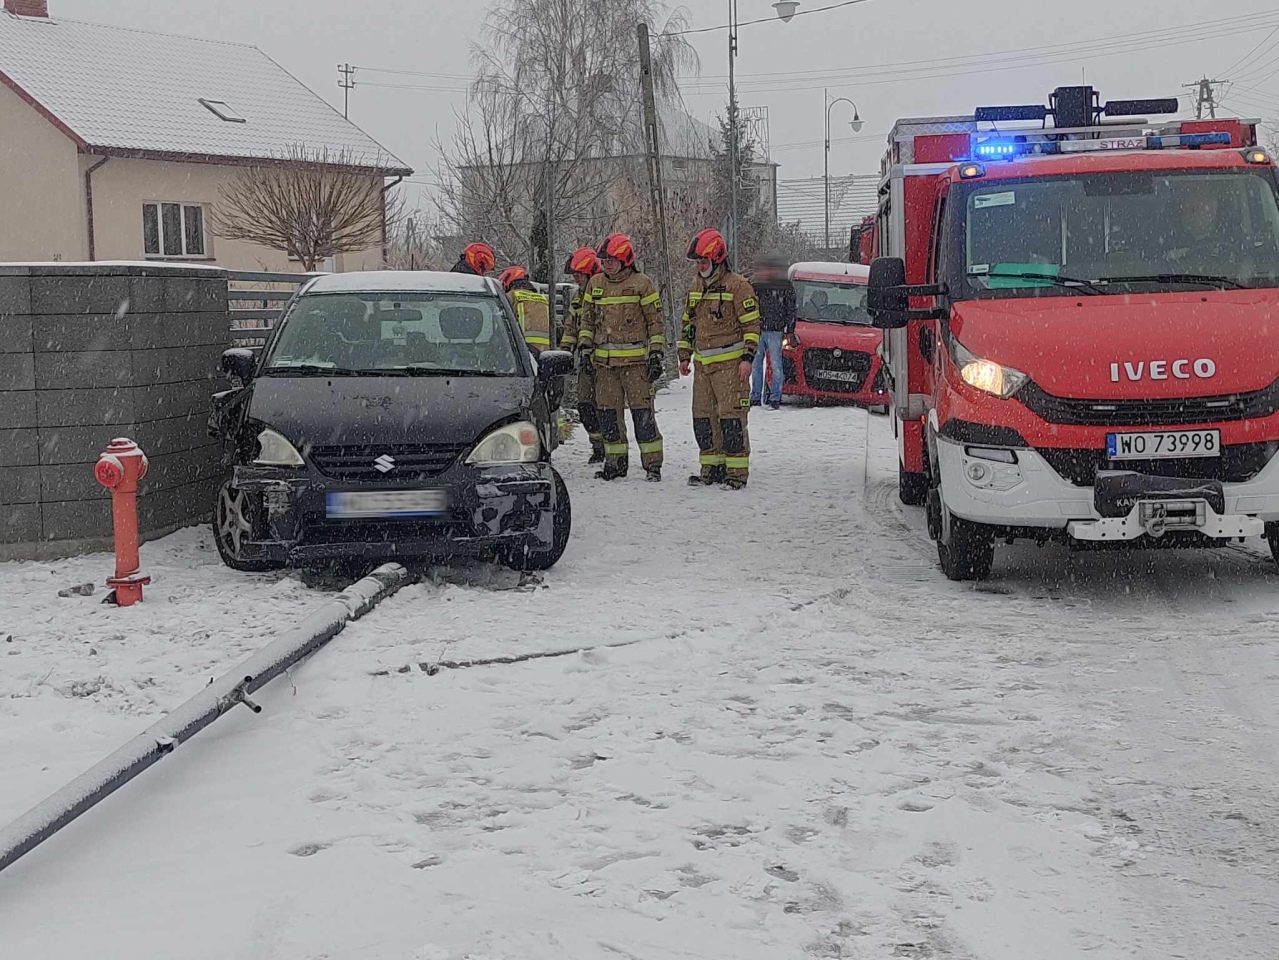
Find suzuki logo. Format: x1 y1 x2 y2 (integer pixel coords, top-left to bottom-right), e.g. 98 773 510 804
1110 359 1217 382
373 455 396 474
832 348 843 358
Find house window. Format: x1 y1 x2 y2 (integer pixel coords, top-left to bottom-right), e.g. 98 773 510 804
143 203 207 258
199 98 246 123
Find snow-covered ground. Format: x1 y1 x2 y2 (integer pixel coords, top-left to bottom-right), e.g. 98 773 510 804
3 379 1279 959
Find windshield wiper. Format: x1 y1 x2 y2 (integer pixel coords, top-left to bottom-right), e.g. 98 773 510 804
399 366 509 377
969 270 1104 295
1095 273 1248 290
264 364 378 377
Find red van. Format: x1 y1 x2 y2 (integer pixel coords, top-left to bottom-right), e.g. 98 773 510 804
782 261 889 407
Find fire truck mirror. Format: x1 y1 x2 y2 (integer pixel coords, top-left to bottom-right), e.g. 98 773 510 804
867 256 910 329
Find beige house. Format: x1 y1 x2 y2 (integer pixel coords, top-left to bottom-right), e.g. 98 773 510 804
0 0 411 271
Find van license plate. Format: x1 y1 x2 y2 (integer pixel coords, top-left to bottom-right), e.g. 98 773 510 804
1106 429 1220 460
326 490 449 518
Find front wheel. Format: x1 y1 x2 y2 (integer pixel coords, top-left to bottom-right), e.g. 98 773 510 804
1267 522 1279 570
937 513 995 582
504 468 572 571
213 477 283 572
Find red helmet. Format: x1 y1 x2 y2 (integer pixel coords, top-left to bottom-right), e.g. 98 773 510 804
463 241 496 275
687 228 728 265
564 246 601 278
596 233 636 269
498 266 529 291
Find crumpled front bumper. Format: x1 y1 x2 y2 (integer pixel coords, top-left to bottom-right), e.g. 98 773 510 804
231 461 557 564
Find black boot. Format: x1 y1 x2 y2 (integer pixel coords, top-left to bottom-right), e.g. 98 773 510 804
688 474 714 486
588 448 605 464
725 476 747 491
595 461 628 481
709 465 728 485
645 466 662 482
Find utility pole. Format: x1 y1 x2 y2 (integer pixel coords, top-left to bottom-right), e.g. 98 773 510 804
338 63 357 119
727 0 740 265
637 23 678 355
1184 77 1226 120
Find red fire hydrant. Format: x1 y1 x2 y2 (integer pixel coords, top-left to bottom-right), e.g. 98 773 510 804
94 438 152 607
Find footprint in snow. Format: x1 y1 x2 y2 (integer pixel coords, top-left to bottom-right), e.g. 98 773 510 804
289 841 331 857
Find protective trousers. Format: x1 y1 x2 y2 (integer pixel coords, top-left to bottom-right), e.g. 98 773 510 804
594 363 663 473
692 361 751 482
577 364 603 456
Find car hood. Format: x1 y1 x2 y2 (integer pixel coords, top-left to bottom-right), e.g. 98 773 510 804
248 375 534 448
950 291 1279 398
793 319 883 350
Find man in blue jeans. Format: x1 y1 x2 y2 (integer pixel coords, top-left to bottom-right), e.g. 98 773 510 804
749 255 796 410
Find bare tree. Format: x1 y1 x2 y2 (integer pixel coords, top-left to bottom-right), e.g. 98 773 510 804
213 146 402 271
436 0 698 273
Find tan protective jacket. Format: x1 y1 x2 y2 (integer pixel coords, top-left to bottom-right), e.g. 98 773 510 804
677 270 761 366
579 269 665 367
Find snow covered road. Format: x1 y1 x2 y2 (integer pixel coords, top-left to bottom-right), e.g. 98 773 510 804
3 380 1279 959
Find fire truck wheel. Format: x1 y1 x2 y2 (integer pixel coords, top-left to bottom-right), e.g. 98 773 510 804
1267 522 1279 570
899 463 929 506
937 514 995 582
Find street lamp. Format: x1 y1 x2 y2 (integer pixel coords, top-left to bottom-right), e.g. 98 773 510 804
728 1 799 265
824 89 863 253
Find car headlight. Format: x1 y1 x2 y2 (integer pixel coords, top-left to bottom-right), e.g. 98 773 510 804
951 339 1028 399
254 427 306 467
466 421 541 466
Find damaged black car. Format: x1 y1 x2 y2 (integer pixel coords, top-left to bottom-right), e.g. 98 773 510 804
208 272 574 572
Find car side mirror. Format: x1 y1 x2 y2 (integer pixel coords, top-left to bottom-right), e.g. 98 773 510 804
867 256 910 329
536 349 574 380
220 348 256 386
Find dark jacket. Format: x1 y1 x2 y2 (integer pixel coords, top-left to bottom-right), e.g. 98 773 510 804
752 278 796 334
451 258 478 275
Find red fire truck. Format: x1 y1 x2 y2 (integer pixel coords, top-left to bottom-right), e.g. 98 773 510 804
867 86 1279 580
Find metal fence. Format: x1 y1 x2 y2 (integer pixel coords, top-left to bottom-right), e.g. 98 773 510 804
227 270 319 352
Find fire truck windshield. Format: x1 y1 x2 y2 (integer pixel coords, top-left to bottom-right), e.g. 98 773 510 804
949 167 1279 298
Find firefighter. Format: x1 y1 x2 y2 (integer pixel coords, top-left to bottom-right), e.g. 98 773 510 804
560 246 606 463
578 233 665 482
678 229 760 490
451 241 496 276
499 266 552 355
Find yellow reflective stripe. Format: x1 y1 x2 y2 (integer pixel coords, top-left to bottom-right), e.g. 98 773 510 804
578 330 595 343
560 333 578 346
649 335 666 346
743 333 760 344
677 340 692 350
595 295 642 305
604 442 629 455
696 349 745 364
640 292 661 306
725 456 749 469
700 454 727 466
738 310 761 324
687 292 703 304
595 347 648 359
638 439 663 454
701 292 735 302
525 334 552 346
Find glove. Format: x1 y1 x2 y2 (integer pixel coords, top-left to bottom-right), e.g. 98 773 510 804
646 351 664 383
578 347 594 375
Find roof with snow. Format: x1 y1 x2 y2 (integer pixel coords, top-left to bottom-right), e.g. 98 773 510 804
306 271 498 296
0 9 411 174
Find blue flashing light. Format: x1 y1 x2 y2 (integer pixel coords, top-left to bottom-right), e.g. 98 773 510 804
1147 131 1233 149
973 140 1022 159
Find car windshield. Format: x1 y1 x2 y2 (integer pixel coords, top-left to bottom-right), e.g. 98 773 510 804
793 279 872 324
952 167 1279 297
262 293 524 375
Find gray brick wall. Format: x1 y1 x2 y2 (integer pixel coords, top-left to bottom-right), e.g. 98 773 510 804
0 264 230 560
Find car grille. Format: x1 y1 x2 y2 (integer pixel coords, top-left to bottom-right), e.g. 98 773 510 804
1038 442 1278 487
783 356 798 385
308 443 468 481
1018 380 1279 427
802 348 872 394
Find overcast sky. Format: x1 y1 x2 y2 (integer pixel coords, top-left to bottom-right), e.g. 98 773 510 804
53 0 1279 208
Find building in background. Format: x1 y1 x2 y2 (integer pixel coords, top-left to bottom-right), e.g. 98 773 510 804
0 0 410 270
776 173 879 259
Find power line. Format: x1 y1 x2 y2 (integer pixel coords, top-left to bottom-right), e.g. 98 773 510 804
1220 25 1279 78
661 0 874 37
353 65 471 80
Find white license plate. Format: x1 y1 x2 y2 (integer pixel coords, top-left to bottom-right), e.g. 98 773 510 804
815 369 862 382
1106 429 1220 460
326 489 449 519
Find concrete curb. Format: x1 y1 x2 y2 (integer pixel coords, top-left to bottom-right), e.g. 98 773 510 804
0 563 410 875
